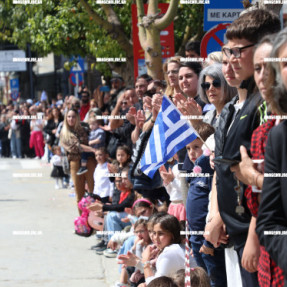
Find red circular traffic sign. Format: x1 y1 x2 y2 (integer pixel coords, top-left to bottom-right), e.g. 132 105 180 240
200 23 230 58
69 73 83 87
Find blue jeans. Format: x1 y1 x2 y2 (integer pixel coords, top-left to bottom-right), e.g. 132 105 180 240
81 152 94 165
105 211 131 240
118 235 135 273
191 242 227 287
10 131 22 158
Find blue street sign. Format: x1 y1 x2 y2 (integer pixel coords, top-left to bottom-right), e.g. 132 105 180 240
201 0 243 57
204 0 243 31
69 56 84 86
10 78 19 101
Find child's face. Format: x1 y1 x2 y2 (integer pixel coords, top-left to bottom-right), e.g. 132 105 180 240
95 151 106 164
186 138 203 163
116 149 129 165
134 224 150 243
89 122 98 131
121 171 132 190
115 177 122 190
153 223 173 250
135 206 152 218
55 148 61 156
147 223 156 244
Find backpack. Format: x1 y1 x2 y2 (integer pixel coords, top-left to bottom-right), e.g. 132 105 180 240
74 212 93 237
74 193 100 237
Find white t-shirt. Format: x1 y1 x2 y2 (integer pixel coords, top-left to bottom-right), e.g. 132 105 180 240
30 119 43 132
165 164 183 202
145 244 185 285
50 155 62 167
227 101 245 136
93 162 114 198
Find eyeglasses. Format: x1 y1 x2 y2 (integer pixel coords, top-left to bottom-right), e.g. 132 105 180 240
201 80 221 91
165 70 179 75
222 43 255 59
121 101 128 105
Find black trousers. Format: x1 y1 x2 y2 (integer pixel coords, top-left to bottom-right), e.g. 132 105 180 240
236 245 259 287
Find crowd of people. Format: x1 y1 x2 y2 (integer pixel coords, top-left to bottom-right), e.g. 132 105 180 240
1 7 287 287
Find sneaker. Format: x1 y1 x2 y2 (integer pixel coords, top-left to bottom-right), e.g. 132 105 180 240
91 240 106 250
95 245 107 255
34 156 40 159
55 184 60 190
103 248 118 258
77 167 88 175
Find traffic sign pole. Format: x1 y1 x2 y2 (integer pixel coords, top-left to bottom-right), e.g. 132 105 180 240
75 73 79 98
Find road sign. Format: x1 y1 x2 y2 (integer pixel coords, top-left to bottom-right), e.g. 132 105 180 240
200 23 230 58
69 56 84 87
203 0 243 57
10 78 20 101
0 50 26 72
204 0 243 31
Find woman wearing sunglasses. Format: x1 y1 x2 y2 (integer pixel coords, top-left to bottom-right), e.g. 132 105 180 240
198 63 237 128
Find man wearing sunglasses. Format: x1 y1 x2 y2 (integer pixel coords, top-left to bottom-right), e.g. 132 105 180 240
204 9 280 287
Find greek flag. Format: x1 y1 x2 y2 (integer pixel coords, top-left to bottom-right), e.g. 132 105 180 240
140 95 198 178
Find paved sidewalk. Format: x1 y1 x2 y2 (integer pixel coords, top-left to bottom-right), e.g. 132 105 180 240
0 158 119 287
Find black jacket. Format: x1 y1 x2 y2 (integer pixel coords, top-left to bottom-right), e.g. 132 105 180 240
256 120 287 284
103 191 135 213
214 77 262 249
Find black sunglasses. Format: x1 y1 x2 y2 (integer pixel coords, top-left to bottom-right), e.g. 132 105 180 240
201 80 221 91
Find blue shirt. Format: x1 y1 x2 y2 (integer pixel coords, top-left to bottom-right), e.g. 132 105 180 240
186 155 213 247
89 128 105 149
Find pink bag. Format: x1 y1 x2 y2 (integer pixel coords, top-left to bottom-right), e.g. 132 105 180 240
74 195 96 237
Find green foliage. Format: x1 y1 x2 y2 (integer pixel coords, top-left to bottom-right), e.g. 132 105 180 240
0 0 203 75
174 4 203 49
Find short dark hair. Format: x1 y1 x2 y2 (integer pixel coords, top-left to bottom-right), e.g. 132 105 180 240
95 147 108 155
226 9 280 44
179 62 202 77
185 41 201 55
136 74 153 83
81 91 90 98
193 122 215 142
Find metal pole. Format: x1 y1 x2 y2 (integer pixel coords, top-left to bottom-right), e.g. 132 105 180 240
27 44 34 100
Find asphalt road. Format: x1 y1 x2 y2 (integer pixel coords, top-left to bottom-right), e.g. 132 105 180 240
0 158 119 287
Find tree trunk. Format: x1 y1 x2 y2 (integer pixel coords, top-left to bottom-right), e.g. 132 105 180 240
109 56 135 86
145 26 163 80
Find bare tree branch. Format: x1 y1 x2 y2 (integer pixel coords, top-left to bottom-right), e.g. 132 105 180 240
101 4 121 25
136 0 147 49
155 0 179 30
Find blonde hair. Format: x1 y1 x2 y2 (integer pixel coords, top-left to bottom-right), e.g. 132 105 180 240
202 51 222 68
163 56 182 97
60 109 81 143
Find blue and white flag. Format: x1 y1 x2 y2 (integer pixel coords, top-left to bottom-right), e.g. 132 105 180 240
140 95 199 178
